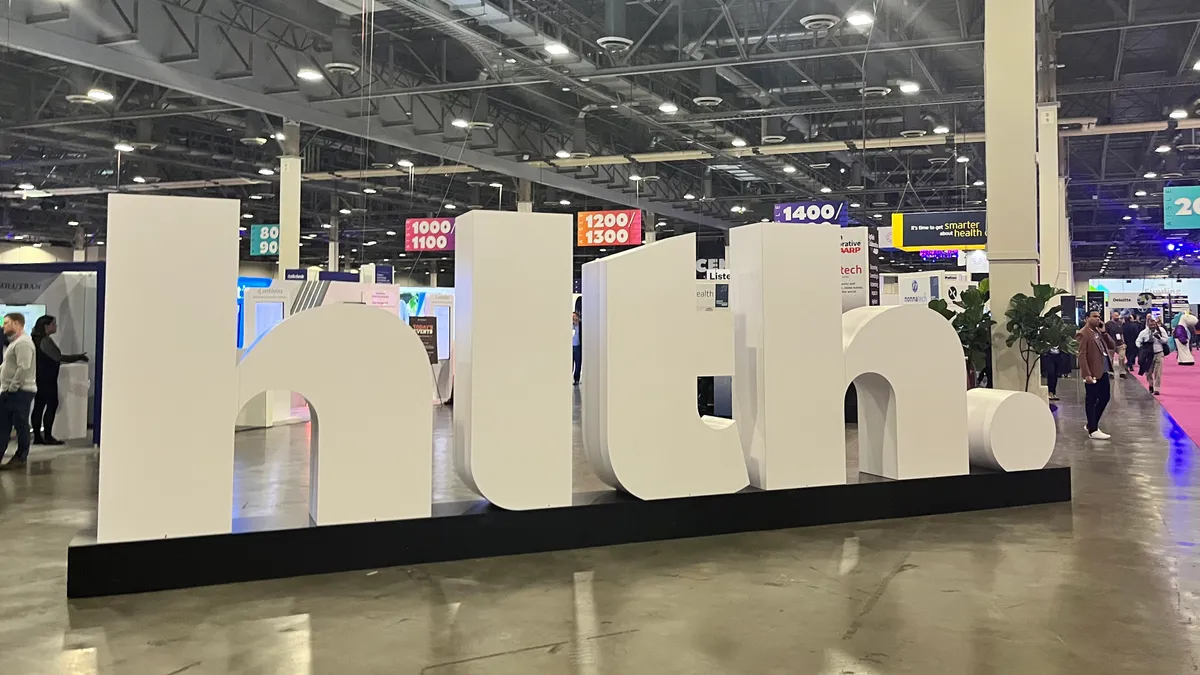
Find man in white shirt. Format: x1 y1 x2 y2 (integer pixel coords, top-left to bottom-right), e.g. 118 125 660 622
0 313 37 470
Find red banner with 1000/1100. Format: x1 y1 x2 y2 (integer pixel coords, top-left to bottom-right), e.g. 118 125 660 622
576 210 643 247
405 217 456 252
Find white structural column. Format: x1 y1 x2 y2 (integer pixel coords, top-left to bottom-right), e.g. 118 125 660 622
985 0 1040 392
277 120 302 278
327 217 340 272
1037 105 1070 290
517 178 533 213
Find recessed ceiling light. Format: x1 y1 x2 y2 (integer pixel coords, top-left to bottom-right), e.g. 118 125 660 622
544 42 570 56
731 137 748 147
87 88 114 102
658 101 678 114
113 142 135 153
258 167 275 176
846 11 874 26
297 67 324 82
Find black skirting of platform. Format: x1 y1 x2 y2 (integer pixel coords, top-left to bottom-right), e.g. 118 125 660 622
68 466 1071 598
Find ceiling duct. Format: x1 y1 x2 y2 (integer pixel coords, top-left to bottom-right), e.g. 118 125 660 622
809 152 831 170
1162 153 1184 179
240 112 268 147
467 184 483 209
597 0 632 52
467 92 494 129
761 118 787 144
847 163 866 190
325 21 362 76
693 69 724 107
900 108 928 138
571 116 591 159
700 169 714 201
371 146 397 169
541 186 561 206
860 59 892 98
798 0 841 31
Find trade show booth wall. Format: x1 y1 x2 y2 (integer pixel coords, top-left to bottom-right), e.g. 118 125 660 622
0 262 104 444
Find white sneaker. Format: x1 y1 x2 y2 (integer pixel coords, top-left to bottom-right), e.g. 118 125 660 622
1089 430 1112 440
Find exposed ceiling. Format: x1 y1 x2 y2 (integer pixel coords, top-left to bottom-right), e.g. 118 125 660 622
0 0 1198 279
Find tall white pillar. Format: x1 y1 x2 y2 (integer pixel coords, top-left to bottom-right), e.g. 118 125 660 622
517 178 533 213
985 0 1040 392
327 217 340 271
1037 105 1065 289
277 121 302 280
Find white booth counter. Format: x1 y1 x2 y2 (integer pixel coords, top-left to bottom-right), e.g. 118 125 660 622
55 362 91 441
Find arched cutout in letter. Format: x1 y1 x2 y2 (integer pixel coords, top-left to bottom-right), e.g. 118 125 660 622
581 235 749 499
237 303 433 525
843 305 969 480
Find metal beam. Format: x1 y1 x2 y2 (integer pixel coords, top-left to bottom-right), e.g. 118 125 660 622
0 15 730 229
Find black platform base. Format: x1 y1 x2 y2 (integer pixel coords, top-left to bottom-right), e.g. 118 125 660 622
68 467 1071 598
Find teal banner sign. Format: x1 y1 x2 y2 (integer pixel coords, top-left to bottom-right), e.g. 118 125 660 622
250 224 280 256
1165 186 1200 230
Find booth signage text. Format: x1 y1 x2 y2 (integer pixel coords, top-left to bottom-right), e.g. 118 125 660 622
773 201 848 226
250 224 280 257
409 316 438 364
405 218 456 252
1165 186 1200 230
892 211 987 251
577 210 642 247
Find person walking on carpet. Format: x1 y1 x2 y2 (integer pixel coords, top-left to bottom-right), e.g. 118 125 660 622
1122 314 1143 373
1078 310 1117 441
1136 315 1171 395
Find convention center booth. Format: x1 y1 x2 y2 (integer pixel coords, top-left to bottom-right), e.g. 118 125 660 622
0 262 103 444
67 195 1069 598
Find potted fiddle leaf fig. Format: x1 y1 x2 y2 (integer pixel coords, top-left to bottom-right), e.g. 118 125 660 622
929 278 994 387
1004 283 1079 392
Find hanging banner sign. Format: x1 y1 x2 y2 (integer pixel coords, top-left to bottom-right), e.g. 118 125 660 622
576 209 643 247
1165 185 1200 230
405 217 456 252
891 210 987 251
773 201 848 225
250 224 280 257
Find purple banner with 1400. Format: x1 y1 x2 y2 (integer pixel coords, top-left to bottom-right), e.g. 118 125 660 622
773 201 848 226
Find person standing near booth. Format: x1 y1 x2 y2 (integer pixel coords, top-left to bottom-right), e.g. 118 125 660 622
571 311 582 386
1106 311 1127 378
1122 314 1143 372
1136 315 1171 396
30 315 88 445
1078 310 1117 440
0 313 36 470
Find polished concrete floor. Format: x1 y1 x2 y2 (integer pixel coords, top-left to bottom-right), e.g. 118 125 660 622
1 378 1198 673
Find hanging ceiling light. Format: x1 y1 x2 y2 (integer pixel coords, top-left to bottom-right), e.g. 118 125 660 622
555 149 571 159
397 159 414 168
113 141 135 153
973 179 985 187
782 165 797 174
683 193 696 200
846 11 874 27
1170 108 1189 120
297 66 324 82
559 198 572 206
451 118 470 129
1145 171 1159 178
132 176 147 184
544 42 570 56
956 155 970 163
87 87 115 103
658 101 679 114
898 81 921 94
17 182 34 191
731 137 747 147
258 167 276 176
338 208 352 215
1156 144 1172 153
933 123 951 134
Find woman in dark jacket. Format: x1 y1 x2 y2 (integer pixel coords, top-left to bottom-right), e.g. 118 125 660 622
30 315 87 445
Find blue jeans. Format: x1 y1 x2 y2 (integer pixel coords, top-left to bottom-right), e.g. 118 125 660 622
0 390 35 463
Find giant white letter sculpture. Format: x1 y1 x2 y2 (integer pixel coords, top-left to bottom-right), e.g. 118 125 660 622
238 303 434 525
843 304 970 479
453 211 574 509
581 235 749 499
731 222 847 488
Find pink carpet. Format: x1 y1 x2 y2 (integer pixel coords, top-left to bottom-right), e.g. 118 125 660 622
1130 354 1200 442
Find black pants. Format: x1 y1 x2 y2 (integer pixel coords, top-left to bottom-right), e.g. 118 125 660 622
572 344 582 384
1085 373 1111 433
0 390 35 463
1045 354 1063 394
31 383 58 438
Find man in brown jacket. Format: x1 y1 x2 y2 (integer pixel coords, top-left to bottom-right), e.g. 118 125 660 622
1078 310 1118 440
